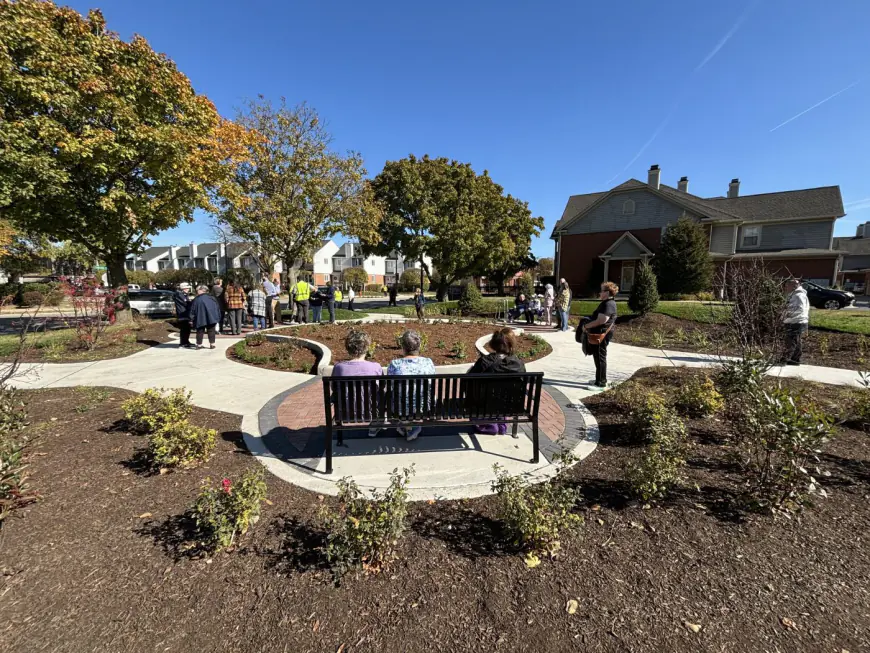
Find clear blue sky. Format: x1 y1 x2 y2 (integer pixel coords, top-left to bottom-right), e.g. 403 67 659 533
65 0 870 258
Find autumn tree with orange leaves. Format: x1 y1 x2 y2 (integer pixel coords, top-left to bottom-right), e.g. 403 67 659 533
0 0 251 293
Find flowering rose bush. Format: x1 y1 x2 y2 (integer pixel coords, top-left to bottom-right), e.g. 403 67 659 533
191 469 268 551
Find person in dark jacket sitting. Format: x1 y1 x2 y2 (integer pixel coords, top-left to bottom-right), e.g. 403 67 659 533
468 327 526 436
507 293 528 323
189 285 222 350
173 284 192 349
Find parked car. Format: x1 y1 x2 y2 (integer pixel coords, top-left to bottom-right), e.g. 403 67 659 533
802 280 855 310
128 290 177 317
127 283 141 291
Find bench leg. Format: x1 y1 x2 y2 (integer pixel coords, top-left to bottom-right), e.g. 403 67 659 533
325 425 333 474
511 417 519 439
531 420 540 464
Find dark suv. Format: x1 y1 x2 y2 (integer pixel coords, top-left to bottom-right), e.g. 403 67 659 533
802 280 855 310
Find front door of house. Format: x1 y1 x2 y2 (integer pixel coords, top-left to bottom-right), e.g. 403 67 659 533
621 262 635 292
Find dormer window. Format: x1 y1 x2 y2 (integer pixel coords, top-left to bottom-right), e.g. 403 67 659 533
622 199 635 216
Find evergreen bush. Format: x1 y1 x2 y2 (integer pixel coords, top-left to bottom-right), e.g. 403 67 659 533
457 283 484 316
627 260 659 315
655 218 713 295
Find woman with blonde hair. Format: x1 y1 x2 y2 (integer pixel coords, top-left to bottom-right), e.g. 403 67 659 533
580 281 619 388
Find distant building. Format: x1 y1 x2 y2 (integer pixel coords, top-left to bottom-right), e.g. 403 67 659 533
552 164 846 293
125 242 283 278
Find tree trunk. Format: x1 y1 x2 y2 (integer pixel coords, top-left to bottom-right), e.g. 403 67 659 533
106 251 133 324
436 281 450 302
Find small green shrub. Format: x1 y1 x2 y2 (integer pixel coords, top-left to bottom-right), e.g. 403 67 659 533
148 419 216 469
673 376 723 418
321 467 414 579
457 283 484 316
247 332 266 347
627 260 659 315
857 335 867 365
491 463 581 560
435 340 446 349
626 404 688 500
191 468 268 551
817 334 829 358
651 330 665 349
74 387 111 413
272 342 297 369
451 341 467 360
689 329 710 350
715 358 764 398
695 291 714 302
1 386 32 525
628 393 670 441
0 386 27 434
20 291 44 307
43 290 65 307
366 340 378 360
674 326 687 342
40 341 67 361
122 387 193 435
734 387 834 512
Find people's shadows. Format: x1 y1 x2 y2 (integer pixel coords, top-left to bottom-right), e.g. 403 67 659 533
818 452 870 487
220 429 250 454
264 516 330 573
411 504 516 560
135 512 203 560
101 418 134 434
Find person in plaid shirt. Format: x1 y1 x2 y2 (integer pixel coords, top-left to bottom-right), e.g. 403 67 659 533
224 280 247 335
248 284 267 331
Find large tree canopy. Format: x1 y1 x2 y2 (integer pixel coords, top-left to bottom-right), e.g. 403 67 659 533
216 97 379 286
0 1 249 287
363 155 543 300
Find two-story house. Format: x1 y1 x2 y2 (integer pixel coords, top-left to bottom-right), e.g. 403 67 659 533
552 165 846 294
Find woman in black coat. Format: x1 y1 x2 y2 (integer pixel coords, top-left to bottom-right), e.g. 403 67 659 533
189 285 222 349
173 284 192 349
468 327 526 436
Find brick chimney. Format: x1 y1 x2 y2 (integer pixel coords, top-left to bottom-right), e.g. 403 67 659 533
728 178 740 198
677 176 689 193
648 164 661 190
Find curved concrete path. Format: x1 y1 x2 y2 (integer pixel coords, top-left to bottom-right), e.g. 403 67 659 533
9 320 861 500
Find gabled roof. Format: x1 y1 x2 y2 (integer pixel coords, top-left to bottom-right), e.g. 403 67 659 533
703 186 845 222
552 177 845 238
600 232 654 258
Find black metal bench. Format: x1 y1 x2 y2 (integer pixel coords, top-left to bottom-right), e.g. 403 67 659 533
321 372 544 474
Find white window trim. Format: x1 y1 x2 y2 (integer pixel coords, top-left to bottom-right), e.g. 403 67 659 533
741 225 762 249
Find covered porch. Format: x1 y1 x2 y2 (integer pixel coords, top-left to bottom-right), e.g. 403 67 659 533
600 231 654 293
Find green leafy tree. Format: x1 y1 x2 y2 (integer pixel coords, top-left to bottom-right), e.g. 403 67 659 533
216 98 380 288
458 282 484 316
0 1 250 293
363 155 543 301
518 272 535 298
536 257 554 278
342 266 368 291
628 260 659 315
400 268 429 292
654 219 713 294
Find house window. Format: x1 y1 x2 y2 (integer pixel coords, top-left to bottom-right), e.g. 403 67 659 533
741 225 761 248
324 258 329 264
206 257 217 272
158 259 170 270
623 199 635 216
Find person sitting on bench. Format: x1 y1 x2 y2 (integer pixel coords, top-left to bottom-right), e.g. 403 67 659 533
386 330 435 442
507 293 528 323
467 327 526 435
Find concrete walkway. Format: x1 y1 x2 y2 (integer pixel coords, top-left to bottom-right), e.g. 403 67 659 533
9 321 862 500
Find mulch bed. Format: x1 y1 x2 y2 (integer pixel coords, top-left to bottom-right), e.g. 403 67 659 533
226 338 319 373
6 318 175 363
276 321 552 366
2 377 868 652
616 312 867 370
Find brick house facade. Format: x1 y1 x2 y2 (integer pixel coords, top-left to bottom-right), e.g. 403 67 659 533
552 165 845 295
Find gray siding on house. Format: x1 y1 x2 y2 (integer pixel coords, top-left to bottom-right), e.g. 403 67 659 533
736 220 833 252
843 255 870 270
562 190 687 234
709 225 735 255
610 238 646 258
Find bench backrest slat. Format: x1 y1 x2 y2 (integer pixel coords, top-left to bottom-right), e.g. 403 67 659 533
326 372 544 426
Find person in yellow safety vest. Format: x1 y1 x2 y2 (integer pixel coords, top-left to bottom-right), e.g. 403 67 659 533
334 288 343 309
292 278 312 324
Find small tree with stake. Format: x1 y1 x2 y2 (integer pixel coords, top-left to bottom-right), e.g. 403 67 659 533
628 260 659 315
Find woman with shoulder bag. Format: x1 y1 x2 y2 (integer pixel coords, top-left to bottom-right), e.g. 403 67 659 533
579 281 619 388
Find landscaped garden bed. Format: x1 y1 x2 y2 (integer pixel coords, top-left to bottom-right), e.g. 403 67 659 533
274 321 552 366
615 312 869 370
0 317 175 363
2 369 868 653
228 335 319 373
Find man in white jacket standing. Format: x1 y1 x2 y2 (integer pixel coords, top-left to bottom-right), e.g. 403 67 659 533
782 278 810 365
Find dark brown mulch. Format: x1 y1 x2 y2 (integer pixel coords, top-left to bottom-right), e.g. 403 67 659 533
276 322 552 366
617 312 867 370
1 379 868 653
226 338 319 373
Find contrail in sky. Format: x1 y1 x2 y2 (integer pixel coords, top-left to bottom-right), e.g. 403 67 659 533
695 0 760 72
604 1 758 183
769 81 861 132
845 196 870 212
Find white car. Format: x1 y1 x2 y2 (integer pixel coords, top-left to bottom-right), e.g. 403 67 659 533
128 290 176 317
